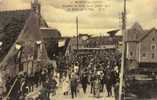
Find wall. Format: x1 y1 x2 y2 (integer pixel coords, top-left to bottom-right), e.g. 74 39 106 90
140 29 157 63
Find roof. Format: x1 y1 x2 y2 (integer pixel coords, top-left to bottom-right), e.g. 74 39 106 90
40 28 61 39
18 12 43 42
0 9 48 62
126 22 145 42
0 9 31 30
139 28 157 42
0 12 49 67
0 9 31 62
107 29 120 37
126 22 157 42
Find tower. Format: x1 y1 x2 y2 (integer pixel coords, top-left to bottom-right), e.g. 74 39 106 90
31 0 41 15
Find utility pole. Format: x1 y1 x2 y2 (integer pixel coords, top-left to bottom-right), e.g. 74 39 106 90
76 16 79 53
119 0 127 100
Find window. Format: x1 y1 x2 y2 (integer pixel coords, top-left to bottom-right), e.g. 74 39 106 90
130 52 133 56
142 53 146 57
152 53 155 59
152 38 155 41
152 45 155 49
151 44 156 50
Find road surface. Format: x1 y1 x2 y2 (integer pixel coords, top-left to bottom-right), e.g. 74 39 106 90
52 85 115 100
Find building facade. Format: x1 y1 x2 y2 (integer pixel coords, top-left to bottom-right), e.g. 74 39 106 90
126 22 157 64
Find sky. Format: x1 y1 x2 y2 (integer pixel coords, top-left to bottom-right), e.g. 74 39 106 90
0 0 157 36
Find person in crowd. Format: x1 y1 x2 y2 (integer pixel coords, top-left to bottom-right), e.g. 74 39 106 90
47 64 53 77
62 76 70 95
30 73 35 92
105 71 112 97
34 71 39 88
111 69 119 90
47 76 57 98
81 73 88 94
39 68 43 86
90 73 95 94
36 82 49 100
41 69 47 86
25 73 33 92
114 81 119 100
20 78 29 99
70 74 78 99
9 75 22 100
94 73 101 98
100 72 105 92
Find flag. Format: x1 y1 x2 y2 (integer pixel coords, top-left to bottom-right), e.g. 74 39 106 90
58 39 66 47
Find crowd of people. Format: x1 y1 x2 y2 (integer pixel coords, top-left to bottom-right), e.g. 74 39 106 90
2 50 121 100
4 64 57 100
60 50 121 99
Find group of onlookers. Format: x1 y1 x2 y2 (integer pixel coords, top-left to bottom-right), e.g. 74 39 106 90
4 64 57 100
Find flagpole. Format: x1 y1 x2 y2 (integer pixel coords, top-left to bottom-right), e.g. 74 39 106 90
119 0 127 100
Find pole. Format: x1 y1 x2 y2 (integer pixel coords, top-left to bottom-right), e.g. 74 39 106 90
119 0 127 100
76 16 79 52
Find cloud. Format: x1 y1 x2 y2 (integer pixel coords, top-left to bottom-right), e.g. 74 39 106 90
0 0 157 36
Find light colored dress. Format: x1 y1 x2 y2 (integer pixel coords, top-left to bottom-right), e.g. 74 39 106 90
62 77 70 94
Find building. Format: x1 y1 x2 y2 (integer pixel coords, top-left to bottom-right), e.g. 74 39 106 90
0 0 60 93
65 34 91 57
85 30 122 51
40 27 61 59
0 0 61 62
65 32 122 63
0 0 46 61
126 22 157 65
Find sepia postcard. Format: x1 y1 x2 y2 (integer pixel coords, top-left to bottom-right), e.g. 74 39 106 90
0 0 157 100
